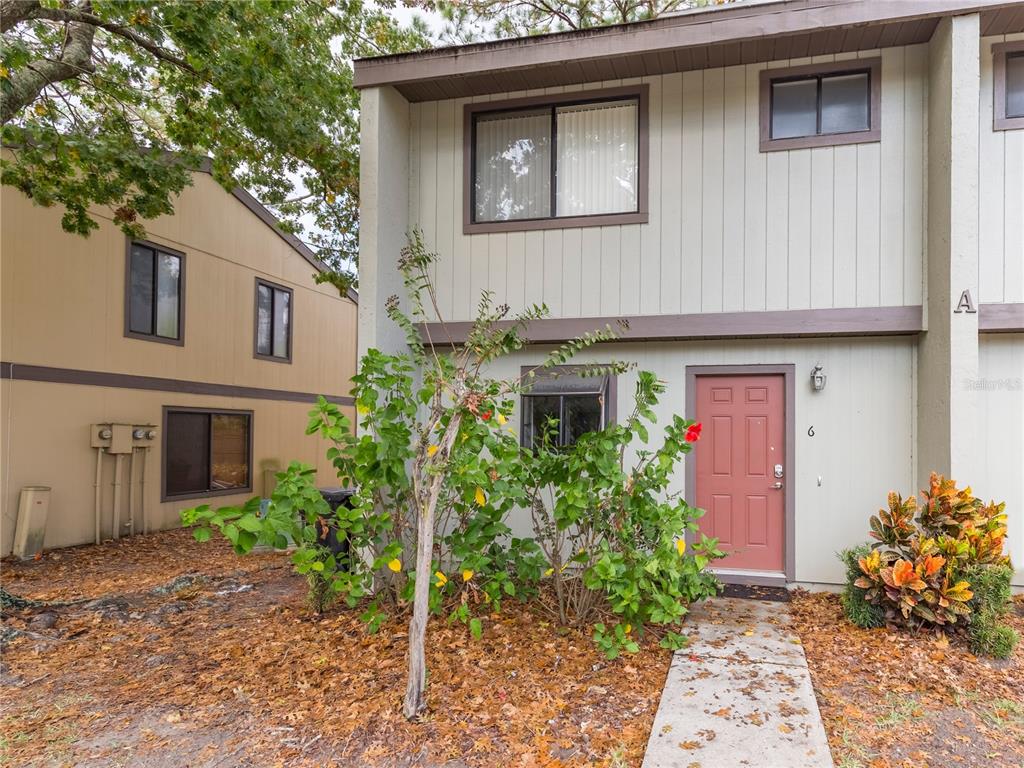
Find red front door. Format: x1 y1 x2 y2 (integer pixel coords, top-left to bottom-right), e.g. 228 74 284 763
694 374 786 573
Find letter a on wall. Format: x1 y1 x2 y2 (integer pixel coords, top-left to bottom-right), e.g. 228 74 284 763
954 289 977 314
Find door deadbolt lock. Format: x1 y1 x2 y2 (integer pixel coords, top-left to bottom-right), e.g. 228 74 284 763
774 464 784 479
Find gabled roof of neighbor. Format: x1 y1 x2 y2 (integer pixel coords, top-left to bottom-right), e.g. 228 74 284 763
196 159 358 304
353 0 1024 102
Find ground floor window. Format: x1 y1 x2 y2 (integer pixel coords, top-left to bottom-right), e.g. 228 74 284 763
520 367 614 450
163 407 252 499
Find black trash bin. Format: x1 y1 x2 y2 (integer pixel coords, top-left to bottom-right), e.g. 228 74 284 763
315 487 356 562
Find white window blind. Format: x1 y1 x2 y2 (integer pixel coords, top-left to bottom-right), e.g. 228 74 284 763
473 109 551 222
556 99 638 217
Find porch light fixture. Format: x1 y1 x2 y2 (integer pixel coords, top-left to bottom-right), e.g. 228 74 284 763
810 364 827 392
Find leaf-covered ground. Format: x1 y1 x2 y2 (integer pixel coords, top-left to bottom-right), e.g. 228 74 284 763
0 530 669 767
791 590 1024 768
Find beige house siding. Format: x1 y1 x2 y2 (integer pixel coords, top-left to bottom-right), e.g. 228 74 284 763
980 33 1024 305
409 45 928 324
1 174 356 555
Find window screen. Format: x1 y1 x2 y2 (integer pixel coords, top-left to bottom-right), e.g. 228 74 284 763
1007 52 1024 118
164 410 251 498
770 69 871 140
128 243 182 341
255 280 292 360
521 369 610 449
472 97 640 224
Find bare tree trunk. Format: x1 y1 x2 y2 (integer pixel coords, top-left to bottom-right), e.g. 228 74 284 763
403 411 462 720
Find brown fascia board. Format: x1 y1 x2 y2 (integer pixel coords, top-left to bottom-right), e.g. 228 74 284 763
193 158 358 305
354 0 1018 90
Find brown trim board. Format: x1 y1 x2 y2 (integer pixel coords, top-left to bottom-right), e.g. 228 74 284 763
979 302 1024 333
0 363 354 406
354 1 1022 95
420 306 924 346
684 364 797 584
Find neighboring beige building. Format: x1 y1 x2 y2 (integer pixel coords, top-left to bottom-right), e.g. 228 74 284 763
355 0 1024 586
1 167 357 556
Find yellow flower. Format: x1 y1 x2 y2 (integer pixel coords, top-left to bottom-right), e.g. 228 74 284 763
624 623 632 634
496 413 507 425
544 567 554 577
462 569 474 582
427 444 439 457
474 487 487 507
357 403 369 415
676 539 686 556
0 66 9 80
435 571 448 587
387 559 402 573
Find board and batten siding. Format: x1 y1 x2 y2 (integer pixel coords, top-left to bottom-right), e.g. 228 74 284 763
481 336 916 586
408 45 928 323
979 33 1024 305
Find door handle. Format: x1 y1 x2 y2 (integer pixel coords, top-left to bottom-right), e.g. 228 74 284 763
772 482 784 489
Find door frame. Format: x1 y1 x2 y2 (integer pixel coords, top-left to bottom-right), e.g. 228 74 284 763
684 364 797 585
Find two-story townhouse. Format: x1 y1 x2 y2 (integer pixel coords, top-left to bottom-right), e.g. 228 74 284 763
354 0 1024 587
1 163 358 556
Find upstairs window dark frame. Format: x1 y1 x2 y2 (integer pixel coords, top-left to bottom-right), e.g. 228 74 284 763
124 239 185 346
253 277 294 363
463 85 650 235
161 406 254 502
519 365 617 450
994 41 1024 131
759 58 881 152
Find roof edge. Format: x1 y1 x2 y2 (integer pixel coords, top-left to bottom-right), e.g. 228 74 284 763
354 0 1015 90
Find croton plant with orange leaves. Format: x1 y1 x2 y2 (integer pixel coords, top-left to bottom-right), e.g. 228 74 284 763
854 473 1010 628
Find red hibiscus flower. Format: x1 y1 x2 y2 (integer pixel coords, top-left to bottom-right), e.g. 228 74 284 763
481 410 492 421
685 423 703 442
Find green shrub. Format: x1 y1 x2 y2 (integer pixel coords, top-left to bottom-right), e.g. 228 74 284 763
842 475 1015 657
838 546 885 628
969 608 1019 659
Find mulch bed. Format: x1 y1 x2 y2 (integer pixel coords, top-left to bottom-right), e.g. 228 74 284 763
791 590 1024 768
0 529 669 767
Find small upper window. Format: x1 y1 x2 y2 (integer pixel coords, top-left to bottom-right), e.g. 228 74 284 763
994 42 1024 131
126 241 184 344
760 60 880 151
520 367 614 450
466 87 648 233
254 278 292 362
163 408 252 500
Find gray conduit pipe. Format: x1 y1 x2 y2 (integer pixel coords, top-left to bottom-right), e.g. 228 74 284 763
127 448 136 537
112 454 124 541
94 447 104 545
139 446 148 534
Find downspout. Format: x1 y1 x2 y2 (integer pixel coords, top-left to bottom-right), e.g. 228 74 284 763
139 446 148 534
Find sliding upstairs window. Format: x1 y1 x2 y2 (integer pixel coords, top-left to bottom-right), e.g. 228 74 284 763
466 87 648 233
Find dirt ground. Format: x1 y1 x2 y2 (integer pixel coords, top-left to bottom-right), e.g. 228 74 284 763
792 590 1024 768
3 531 1021 768
0 530 669 767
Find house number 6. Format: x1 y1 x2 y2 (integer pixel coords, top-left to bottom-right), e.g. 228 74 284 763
807 426 815 437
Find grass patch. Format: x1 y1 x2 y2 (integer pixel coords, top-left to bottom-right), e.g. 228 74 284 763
874 693 922 729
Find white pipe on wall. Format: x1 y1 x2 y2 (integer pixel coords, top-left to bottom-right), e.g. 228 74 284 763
93 447 104 545
139 446 148 534
112 454 123 541
127 448 136 537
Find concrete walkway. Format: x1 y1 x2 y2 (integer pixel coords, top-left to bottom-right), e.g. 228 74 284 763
641 597 834 768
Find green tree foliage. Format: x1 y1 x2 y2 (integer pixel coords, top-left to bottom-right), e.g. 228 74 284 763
1 0 428 283
416 0 732 43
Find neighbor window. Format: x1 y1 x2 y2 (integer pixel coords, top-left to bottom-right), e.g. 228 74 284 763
994 42 1024 131
520 367 614 450
254 278 292 362
163 408 252 499
760 60 880 151
466 87 648 233
126 241 184 344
